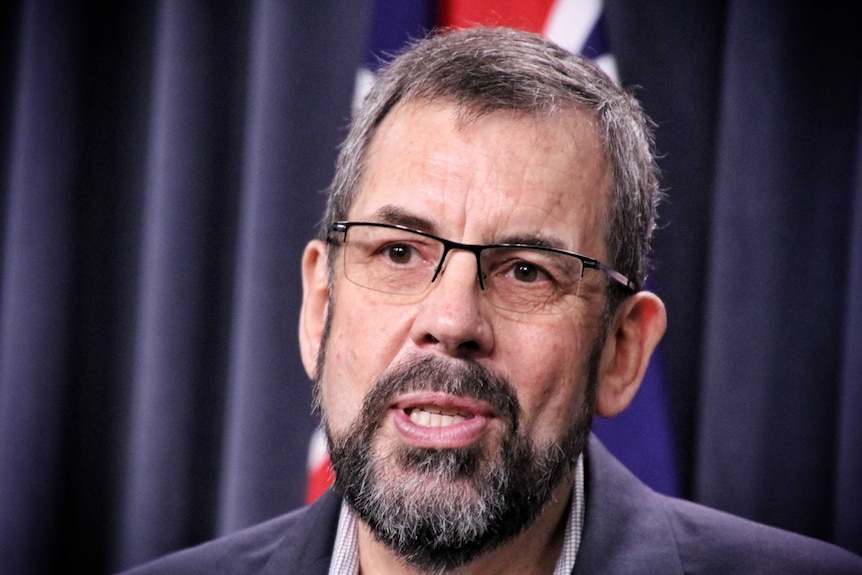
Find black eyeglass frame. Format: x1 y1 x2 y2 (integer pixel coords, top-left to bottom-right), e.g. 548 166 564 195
328 221 637 294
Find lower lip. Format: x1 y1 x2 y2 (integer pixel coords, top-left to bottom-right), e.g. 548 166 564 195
390 408 491 448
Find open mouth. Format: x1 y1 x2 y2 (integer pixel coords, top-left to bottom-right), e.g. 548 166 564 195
391 392 495 448
406 405 474 427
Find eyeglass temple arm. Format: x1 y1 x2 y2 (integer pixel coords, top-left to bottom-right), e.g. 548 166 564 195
595 262 637 292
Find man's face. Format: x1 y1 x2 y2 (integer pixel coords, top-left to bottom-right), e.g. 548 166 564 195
306 101 613 569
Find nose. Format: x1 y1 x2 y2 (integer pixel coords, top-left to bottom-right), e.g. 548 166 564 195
410 250 494 357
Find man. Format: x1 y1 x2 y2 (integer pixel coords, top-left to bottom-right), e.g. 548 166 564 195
122 27 862 574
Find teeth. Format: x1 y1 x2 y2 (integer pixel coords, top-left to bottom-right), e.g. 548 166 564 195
408 406 469 427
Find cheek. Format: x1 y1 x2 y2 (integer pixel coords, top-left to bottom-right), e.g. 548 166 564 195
319 291 411 429
503 319 595 437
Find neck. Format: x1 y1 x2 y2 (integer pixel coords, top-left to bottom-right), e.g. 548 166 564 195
356 476 574 575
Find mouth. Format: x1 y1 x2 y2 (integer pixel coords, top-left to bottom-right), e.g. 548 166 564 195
406 405 473 427
390 392 495 448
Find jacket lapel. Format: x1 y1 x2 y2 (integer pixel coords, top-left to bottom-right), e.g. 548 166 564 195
260 490 343 575
573 435 683 574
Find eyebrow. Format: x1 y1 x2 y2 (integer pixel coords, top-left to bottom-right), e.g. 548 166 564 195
369 206 440 234
494 233 569 251
366 205 571 251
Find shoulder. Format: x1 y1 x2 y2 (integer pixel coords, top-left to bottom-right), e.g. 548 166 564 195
117 491 343 575
576 436 862 575
660 494 862 574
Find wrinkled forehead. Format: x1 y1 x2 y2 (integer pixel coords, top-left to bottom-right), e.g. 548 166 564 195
352 100 612 255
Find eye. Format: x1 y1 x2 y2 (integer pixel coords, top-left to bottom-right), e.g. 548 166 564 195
385 243 414 264
509 261 550 283
512 262 537 282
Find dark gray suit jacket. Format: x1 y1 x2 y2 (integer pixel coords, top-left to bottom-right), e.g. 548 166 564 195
120 436 862 574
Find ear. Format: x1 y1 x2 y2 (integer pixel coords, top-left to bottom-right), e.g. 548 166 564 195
299 239 330 380
596 291 667 418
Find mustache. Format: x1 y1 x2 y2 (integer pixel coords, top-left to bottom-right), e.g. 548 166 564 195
350 356 521 440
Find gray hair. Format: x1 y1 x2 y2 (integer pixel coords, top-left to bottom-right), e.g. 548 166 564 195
321 26 660 301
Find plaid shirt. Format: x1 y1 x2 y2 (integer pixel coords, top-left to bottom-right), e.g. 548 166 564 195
328 454 585 575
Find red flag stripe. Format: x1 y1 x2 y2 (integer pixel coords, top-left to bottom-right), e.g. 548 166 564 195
438 0 557 33
305 427 334 503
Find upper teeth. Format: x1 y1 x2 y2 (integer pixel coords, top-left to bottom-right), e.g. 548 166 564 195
408 406 469 427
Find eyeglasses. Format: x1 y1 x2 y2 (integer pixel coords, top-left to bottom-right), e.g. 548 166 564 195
328 221 636 314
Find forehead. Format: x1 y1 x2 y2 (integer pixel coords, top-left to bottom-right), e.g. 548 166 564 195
351 101 611 253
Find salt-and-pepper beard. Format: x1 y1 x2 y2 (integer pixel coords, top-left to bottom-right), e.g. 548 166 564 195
312 296 603 574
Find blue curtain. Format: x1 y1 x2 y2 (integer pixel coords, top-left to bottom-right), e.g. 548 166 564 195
606 0 861 553
0 2 858 574
0 1 370 572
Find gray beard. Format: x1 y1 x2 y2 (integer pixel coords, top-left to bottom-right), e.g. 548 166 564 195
321 355 597 574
